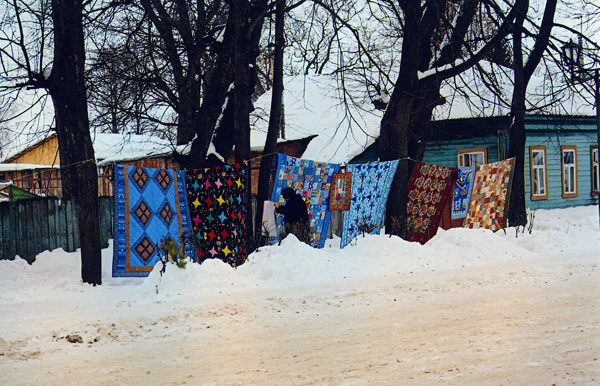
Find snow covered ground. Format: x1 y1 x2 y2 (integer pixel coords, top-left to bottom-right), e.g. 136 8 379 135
0 205 599 385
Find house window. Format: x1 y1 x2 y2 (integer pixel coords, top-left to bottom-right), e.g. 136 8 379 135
0 172 5 181
22 170 32 189
561 146 578 198
530 146 548 200
592 146 599 194
458 148 487 167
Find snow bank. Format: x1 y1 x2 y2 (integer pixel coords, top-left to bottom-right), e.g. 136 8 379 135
1 205 597 311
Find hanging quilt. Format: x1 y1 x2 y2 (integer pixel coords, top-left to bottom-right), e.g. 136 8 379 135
340 160 399 249
112 165 192 277
451 166 476 220
464 158 515 231
329 172 352 211
270 154 339 248
186 163 248 267
406 162 456 244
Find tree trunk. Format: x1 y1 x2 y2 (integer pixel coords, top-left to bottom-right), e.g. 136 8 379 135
233 0 251 164
508 107 527 227
379 4 425 239
254 0 285 248
508 0 556 227
508 1 528 227
51 0 101 284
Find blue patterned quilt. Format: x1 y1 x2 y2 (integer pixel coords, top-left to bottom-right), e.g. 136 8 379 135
451 166 475 220
113 165 192 277
270 154 339 248
340 160 399 248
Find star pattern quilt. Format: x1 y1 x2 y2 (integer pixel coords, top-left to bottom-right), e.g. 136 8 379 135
340 160 399 248
451 166 476 220
113 165 192 277
270 154 339 248
406 162 456 244
465 158 515 231
186 163 248 267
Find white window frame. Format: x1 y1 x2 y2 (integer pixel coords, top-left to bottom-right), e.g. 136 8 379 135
592 146 599 195
530 146 548 200
561 146 578 198
458 148 487 167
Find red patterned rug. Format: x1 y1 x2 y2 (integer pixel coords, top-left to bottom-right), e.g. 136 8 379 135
406 162 456 244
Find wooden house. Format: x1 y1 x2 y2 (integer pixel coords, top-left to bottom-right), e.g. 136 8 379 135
351 114 599 211
1 130 318 198
1 133 179 197
0 162 61 198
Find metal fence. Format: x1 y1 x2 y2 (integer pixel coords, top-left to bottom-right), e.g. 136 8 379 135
0 197 114 263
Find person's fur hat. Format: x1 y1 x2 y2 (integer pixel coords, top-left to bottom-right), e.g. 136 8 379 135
281 187 295 199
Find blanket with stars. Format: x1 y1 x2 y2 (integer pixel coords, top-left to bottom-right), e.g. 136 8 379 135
186 163 248 267
112 165 192 277
340 160 399 248
270 154 339 248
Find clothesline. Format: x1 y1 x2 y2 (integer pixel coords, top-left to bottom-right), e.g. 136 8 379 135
53 152 417 170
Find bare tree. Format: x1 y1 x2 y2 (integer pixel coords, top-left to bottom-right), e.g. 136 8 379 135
507 0 557 227
87 46 155 135
0 0 101 283
254 0 286 247
292 0 524 238
88 0 288 169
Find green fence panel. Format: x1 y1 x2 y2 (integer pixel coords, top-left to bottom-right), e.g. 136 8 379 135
0 197 114 261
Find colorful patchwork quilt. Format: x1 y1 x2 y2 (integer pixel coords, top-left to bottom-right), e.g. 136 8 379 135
451 166 476 220
270 154 339 248
186 163 248 267
465 158 515 231
406 162 456 244
112 165 192 277
340 160 399 249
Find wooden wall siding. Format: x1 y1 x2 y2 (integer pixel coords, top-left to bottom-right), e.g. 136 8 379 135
423 134 500 167
2 157 180 198
6 136 60 165
8 169 62 197
525 131 599 210
118 158 180 170
422 130 598 211
0 197 113 263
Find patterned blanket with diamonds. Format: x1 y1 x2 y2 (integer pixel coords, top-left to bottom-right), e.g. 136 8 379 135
112 165 192 277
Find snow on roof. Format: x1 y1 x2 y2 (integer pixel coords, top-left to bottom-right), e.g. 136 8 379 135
251 75 383 164
0 163 59 171
2 131 176 166
92 133 176 165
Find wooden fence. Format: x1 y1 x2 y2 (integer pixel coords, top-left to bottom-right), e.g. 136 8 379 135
0 195 342 263
0 197 114 263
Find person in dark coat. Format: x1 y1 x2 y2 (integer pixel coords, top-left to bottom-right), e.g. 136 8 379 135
275 187 311 244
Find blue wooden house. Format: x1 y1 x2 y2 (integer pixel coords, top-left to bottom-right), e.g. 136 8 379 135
351 114 599 210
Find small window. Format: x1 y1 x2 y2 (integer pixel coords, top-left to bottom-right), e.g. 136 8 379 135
0 172 5 181
458 148 487 167
530 146 548 200
22 171 32 189
592 146 599 195
561 146 578 198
